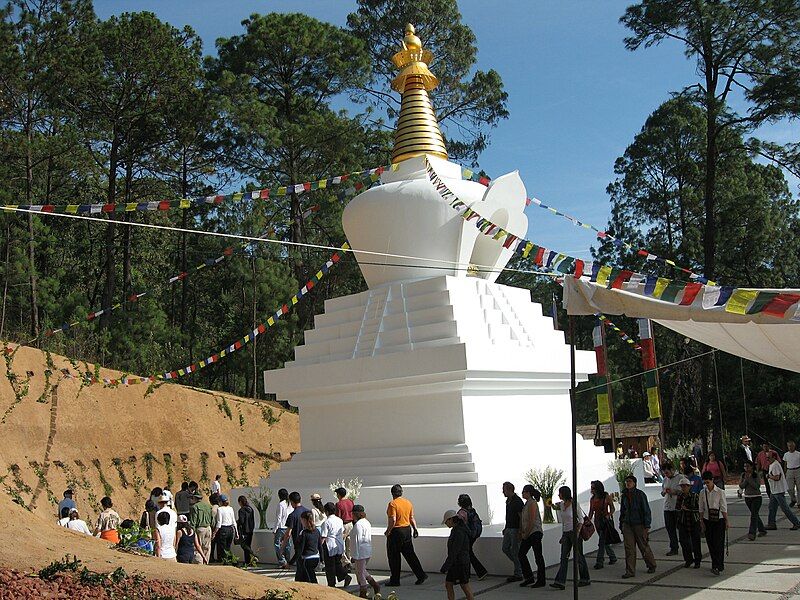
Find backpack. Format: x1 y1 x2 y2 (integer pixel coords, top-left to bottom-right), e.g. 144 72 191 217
464 508 483 540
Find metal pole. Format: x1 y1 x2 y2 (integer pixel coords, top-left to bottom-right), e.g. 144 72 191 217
649 320 666 461
600 321 618 452
569 315 579 599
739 358 748 434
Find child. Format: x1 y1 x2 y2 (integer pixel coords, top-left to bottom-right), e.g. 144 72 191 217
350 504 380 598
441 509 474 600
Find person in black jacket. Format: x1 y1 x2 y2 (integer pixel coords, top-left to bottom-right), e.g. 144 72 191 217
237 495 257 566
295 511 323 583
441 510 474 600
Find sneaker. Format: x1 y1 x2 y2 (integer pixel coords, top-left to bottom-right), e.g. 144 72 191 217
622 573 635 579
684 562 692 568
344 575 352 587
550 583 566 590
609 558 618 565
414 575 428 585
791 500 797 508
758 530 767 536
531 579 546 588
593 564 604 570
791 525 799 531
647 566 657 574
520 578 536 587
711 567 720 576
666 550 678 556
506 575 523 583
387 580 401 587
747 533 756 540
478 572 489 581
578 581 591 587
766 524 777 530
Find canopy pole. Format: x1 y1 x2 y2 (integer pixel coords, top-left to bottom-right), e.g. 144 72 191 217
740 358 749 434
569 315 579 600
599 321 618 452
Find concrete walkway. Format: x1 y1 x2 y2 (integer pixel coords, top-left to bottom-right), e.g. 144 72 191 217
252 492 800 598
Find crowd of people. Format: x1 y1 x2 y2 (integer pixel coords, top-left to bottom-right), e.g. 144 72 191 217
53 436 800 596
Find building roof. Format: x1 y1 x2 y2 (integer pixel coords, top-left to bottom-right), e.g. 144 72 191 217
576 421 660 440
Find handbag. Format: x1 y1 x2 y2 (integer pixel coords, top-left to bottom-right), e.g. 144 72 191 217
605 518 622 545
705 490 720 522
579 516 595 541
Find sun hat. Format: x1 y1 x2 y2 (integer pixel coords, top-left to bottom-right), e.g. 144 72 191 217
642 451 651 457
678 477 691 486
741 435 751 442
158 494 170 503
310 493 322 500
219 494 228 502
177 515 188 523
442 509 459 525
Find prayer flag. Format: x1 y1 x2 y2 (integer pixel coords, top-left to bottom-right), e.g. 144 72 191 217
725 289 759 314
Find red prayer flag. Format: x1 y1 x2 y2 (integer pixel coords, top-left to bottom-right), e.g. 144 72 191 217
679 282 703 305
534 247 545 266
762 293 800 318
260 189 270 199
611 270 633 289
281 304 289 314
574 259 585 279
158 201 170 210
102 204 115 213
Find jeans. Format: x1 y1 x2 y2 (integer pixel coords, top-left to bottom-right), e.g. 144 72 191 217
768 492 800 527
703 519 725 570
502 528 522 577
519 531 546 582
274 527 292 565
595 521 617 566
216 525 234 559
386 526 425 583
664 511 679 552
554 532 590 585
678 522 701 566
744 496 766 535
469 536 487 577
296 556 319 583
322 545 349 587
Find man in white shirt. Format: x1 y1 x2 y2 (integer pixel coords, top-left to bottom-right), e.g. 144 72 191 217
156 494 178 536
698 472 728 575
211 474 222 496
320 502 351 588
783 440 800 507
272 488 293 568
766 453 800 530
660 463 681 556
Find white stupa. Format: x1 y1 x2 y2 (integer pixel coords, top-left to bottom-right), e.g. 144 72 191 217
247 24 654 572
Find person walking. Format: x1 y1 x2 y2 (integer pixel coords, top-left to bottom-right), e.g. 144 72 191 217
756 442 778 497
456 493 488 580
213 494 239 559
310 493 327 532
237 495 257 566
189 492 213 564
295 511 322 583
702 451 728 490
550 485 590 590
661 462 681 556
140 499 156 531
699 471 728 575
211 474 222 496
766 453 800 530
280 492 308 565
517 484 546 587
501 481 524 582
175 482 192 518
384 484 426 586
334 487 354 566
351 504 380 598
209 492 220 562
175 515 207 564
94 496 121 544
273 488 293 568
783 440 800 507
320 502 351 588
739 460 767 540
588 480 617 570
154 511 177 561
619 475 656 578
675 477 701 568
441 509 475 600
736 436 755 498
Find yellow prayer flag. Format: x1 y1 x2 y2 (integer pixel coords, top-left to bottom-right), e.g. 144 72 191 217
277 187 287 196
319 179 327 189
463 169 473 179
243 335 250 343
647 387 661 419
522 242 533 258
596 265 613 287
126 202 137 211
391 163 399 171
653 278 670 298
232 192 243 201
267 317 275 326
291 295 298 305
597 393 611 424
179 199 191 208
725 289 759 314
219 350 227 358
316 270 324 279
66 205 79 214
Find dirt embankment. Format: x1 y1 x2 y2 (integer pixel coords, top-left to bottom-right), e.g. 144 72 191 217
0 344 349 599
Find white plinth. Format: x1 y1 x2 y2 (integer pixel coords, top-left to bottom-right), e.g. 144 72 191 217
260 275 619 535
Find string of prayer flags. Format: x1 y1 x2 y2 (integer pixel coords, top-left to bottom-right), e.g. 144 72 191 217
597 314 641 351
638 318 662 420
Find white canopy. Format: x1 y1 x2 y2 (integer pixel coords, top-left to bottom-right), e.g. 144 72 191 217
563 276 800 373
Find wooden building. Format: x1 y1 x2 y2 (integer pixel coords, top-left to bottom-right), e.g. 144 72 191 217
576 421 660 457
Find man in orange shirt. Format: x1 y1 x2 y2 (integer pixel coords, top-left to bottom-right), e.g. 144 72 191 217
385 484 427 586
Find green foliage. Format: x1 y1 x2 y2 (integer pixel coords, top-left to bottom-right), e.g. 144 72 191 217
261 590 296 600
111 458 129 489
38 555 82 581
524 466 565 502
199 452 209 488
608 459 635 492
92 458 113 497
260 404 280 426
119 523 153 555
142 452 157 481
163 454 174 490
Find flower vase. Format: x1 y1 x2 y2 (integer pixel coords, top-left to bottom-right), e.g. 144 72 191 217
257 509 268 530
543 497 555 524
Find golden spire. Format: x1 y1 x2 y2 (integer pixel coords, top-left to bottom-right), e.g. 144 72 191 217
390 24 448 163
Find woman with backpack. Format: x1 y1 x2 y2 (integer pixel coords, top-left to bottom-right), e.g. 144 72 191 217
587 480 618 569
517 484 546 587
456 494 488 580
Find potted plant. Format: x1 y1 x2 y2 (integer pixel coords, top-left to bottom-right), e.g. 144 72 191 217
524 466 565 524
248 483 272 530
608 458 635 493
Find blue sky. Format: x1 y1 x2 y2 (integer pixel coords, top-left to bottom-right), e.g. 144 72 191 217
94 1 796 259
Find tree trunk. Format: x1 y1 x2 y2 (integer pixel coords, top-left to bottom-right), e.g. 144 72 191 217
25 96 40 340
703 120 717 280
0 221 10 339
251 256 258 400
180 148 189 333
100 144 119 329
122 161 133 302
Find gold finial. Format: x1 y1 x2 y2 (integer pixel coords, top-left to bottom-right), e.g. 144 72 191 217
390 23 448 163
